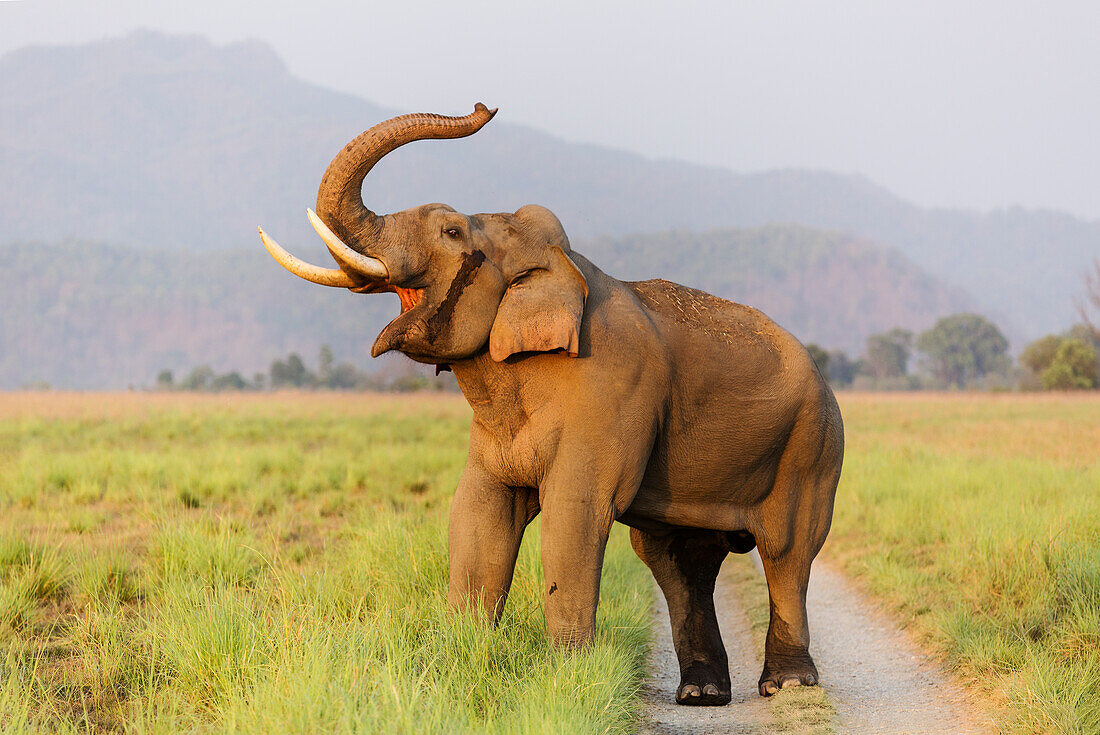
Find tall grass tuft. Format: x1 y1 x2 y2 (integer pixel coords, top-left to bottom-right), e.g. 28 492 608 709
152 520 264 589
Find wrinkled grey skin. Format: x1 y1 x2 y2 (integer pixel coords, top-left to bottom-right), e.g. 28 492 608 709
281 106 844 706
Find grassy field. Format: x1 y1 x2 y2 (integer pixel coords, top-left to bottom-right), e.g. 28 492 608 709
0 393 651 733
827 393 1100 734
0 391 1096 733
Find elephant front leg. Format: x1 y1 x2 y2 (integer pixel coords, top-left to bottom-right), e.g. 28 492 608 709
539 484 617 649
448 462 538 622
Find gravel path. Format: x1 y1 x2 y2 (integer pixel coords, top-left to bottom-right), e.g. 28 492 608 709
641 554 994 734
805 561 993 734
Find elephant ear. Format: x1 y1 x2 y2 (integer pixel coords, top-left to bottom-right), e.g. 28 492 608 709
489 245 588 362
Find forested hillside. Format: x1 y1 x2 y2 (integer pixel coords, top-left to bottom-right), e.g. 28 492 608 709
587 226 972 352
0 31 1094 341
0 228 971 388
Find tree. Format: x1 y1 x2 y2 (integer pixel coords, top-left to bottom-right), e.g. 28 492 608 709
212 371 247 392
1078 258 1100 342
284 353 310 387
269 359 289 388
825 350 859 388
916 313 1009 388
390 372 430 392
318 344 335 388
180 365 215 391
863 328 912 379
1019 330 1100 390
1041 339 1099 390
329 362 361 390
804 343 829 375
1020 335 1063 376
1066 323 1100 356
156 370 174 389
270 353 313 388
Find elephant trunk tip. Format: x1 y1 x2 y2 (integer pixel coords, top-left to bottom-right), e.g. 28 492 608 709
475 102 498 119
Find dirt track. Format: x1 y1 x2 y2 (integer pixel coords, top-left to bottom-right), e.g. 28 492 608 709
641 554 993 734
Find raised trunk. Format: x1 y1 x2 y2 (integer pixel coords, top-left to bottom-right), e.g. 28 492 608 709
315 103 498 248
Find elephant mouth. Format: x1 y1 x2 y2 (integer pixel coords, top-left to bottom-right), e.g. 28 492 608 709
349 281 423 311
348 279 425 320
342 276 430 358
366 284 432 358
393 287 425 313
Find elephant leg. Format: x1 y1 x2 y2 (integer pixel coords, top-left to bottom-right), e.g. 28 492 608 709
538 474 620 649
630 527 732 706
755 409 841 697
757 547 818 696
448 460 538 622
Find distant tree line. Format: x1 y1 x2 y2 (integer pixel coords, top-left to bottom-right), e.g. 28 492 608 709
155 345 459 393
805 312 1099 391
155 313 1100 395
157 254 1100 395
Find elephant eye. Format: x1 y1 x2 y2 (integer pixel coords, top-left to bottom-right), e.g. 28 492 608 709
443 227 461 239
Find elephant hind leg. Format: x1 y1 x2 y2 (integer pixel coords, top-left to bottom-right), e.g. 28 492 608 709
755 404 842 696
630 527 731 706
757 548 818 696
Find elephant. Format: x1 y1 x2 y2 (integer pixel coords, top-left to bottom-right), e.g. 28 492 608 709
259 103 844 706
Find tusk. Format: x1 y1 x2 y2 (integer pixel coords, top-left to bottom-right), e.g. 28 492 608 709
307 208 389 280
259 226 361 288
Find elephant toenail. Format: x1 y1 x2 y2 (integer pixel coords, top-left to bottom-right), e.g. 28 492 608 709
762 681 779 696
682 685 700 698
780 676 802 689
703 684 719 696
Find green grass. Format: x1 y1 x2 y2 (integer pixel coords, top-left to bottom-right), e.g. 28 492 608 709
829 393 1100 734
0 393 651 733
2 391 1097 733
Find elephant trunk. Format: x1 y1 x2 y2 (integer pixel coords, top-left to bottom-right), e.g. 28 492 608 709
315 103 498 250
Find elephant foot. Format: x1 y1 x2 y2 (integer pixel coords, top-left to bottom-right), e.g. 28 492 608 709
758 652 818 697
675 662 731 706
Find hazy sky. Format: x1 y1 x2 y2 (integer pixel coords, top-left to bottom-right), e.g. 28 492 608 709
3 0 1098 219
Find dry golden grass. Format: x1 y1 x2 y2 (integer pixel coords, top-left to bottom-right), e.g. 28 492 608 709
838 391 1100 465
0 390 470 420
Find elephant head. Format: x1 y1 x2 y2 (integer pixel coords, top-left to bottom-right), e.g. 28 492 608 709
260 104 588 365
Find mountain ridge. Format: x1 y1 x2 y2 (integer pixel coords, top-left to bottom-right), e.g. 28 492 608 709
1 30 1093 343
